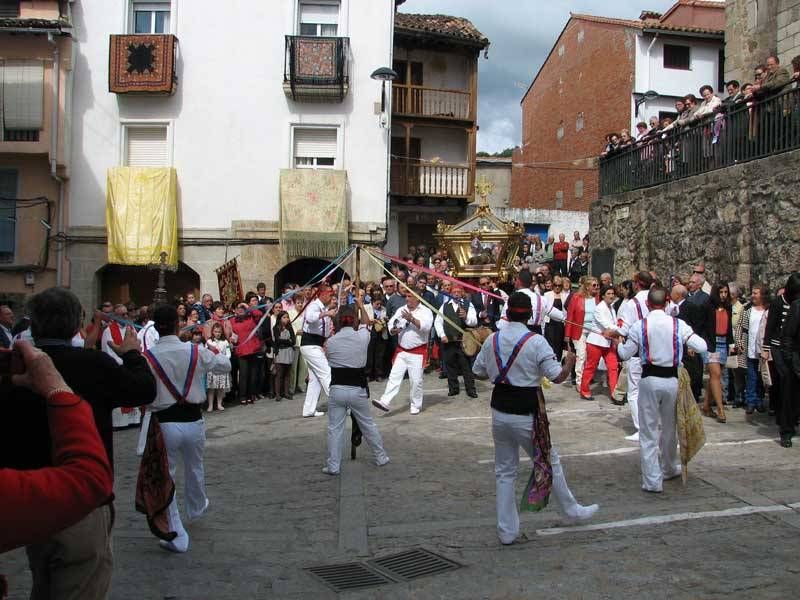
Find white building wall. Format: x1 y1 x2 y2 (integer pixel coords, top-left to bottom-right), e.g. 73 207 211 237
632 32 723 130
392 48 469 90
70 0 393 231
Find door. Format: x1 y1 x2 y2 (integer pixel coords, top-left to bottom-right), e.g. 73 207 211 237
391 136 421 195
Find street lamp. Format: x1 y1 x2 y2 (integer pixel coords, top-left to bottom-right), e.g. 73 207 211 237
635 90 659 116
370 66 398 114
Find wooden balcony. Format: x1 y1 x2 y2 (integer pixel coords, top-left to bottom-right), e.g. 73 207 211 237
109 34 178 95
392 84 473 121
390 159 473 199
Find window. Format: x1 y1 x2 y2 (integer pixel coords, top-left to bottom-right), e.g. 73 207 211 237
576 112 584 132
575 179 584 199
556 121 564 140
1 60 45 139
131 1 171 34
0 1 20 18
555 190 564 209
663 44 690 70
577 30 585 43
124 125 169 166
299 1 339 36
558 44 565 57
0 169 18 262
293 127 337 168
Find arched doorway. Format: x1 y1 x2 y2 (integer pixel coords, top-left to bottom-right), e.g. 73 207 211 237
96 262 201 306
273 258 350 298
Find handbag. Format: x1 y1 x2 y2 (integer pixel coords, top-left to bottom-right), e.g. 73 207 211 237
759 357 772 387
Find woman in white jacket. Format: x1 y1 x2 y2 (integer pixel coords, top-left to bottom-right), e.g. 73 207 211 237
579 285 620 401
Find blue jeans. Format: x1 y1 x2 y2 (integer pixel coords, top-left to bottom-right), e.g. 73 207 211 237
745 357 765 409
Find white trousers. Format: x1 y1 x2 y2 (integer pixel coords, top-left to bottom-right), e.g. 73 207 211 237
492 409 580 544
111 407 141 428
573 336 587 387
326 385 389 473
136 410 151 456
637 376 680 492
161 419 208 552
626 359 642 431
380 351 424 411
299 345 331 416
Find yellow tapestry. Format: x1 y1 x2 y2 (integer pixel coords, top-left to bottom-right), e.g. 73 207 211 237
676 367 706 484
279 169 348 258
106 167 178 267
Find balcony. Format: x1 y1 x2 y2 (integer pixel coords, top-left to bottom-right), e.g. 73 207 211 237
283 35 349 103
600 86 800 196
391 158 473 199
392 84 472 121
109 34 178 95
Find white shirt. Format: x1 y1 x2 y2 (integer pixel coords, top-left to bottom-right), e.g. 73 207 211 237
387 304 433 349
473 322 563 386
70 332 85 348
616 289 650 337
146 335 231 410
434 298 477 339
302 298 332 338
618 309 707 367
100 323 124 366
748 307 765 359
326 326 370 369
137 321 159 352
587 301 617 348
496 288 565 330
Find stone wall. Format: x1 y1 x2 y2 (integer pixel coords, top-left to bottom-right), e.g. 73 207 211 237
777 0 800 65
589 148 800 291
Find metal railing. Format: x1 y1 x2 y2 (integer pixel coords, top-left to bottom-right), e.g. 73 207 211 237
390 158 472 197
600 86 800 196
284 35 349 102
392 84 472 120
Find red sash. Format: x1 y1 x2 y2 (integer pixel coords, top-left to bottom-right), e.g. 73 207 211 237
392 343 427 364
109 321 123 345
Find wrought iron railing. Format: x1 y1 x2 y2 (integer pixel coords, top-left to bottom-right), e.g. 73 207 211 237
392 84 472 120
599 86 800 196
284 35 349 102
391 158 472 197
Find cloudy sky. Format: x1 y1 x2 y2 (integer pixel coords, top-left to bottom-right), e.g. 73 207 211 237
399 0 677 153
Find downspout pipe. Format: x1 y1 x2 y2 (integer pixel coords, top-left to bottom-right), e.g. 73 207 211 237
47 32 65 286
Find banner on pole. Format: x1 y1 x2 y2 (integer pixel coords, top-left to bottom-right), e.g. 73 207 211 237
215 258 244 309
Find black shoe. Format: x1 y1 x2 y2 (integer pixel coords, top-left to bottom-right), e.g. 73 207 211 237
448 390 459 397
780 435 793 448
769 409 776 416
756 405 767 413
579 395 594 401
438 373 447 379
467 390 478 398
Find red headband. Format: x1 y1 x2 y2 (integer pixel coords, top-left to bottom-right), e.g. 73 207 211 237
339 315 356 327
508 307 532 314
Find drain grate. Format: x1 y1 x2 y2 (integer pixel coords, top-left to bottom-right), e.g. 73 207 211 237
368 548 463 582
306 562 395 593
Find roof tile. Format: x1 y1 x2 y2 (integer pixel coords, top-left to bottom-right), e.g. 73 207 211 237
395 13 489 48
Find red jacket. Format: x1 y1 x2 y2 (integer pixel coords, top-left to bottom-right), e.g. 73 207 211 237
0 392 113 553
553 241 570 261
231 310 264 357
565 295 599 340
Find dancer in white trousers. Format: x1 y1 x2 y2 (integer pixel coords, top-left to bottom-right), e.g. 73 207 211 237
473 292 599 545
143 304 231 553
299 286 335 417
136 313 159 456
613 271 654 442
616 286 707 492
322 299 389 474
372 292 433 415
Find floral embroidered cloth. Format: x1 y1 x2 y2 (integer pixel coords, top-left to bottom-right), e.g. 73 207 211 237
677 367 706 484
520 390 552 512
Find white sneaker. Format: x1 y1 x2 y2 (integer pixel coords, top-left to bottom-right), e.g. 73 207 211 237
371 399 390 412
303 411 325 418
321 466 339 476
625 432 639 442
159 537 188 553
376 457 391 467
410 407 420 415
187 497 210 523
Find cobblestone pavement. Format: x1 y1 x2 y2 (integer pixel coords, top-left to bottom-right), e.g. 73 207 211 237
4 372 800 599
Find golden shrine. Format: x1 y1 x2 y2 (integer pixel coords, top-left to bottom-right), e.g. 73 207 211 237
433 177 523 280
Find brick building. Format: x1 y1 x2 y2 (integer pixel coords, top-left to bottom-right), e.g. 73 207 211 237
510 0 724 239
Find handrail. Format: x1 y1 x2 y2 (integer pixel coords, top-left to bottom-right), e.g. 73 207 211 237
283 35 349 102
599 85 800 196
391 158 472 197
392 83 473 120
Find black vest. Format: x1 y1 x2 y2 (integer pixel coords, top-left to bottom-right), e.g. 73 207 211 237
443 301 467 341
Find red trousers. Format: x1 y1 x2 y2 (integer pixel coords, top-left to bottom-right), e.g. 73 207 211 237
581 342 619 397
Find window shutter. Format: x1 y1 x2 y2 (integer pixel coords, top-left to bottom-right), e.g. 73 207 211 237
294 128 337 158
300 2 339 25
3 60 44 130
0 169 17 257
126 126 169 166
0 1 20 18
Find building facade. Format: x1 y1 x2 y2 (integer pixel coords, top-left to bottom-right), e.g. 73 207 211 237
511 0 724 241
386 11 488 257
0 0 73 307
65 0 394 309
